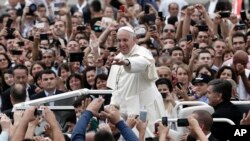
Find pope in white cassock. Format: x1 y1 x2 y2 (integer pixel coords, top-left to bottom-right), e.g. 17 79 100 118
107 26 165 131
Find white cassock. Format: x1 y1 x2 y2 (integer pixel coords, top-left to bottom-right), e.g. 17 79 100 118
107 44 165 131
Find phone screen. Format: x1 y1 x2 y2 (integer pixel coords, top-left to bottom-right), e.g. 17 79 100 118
154 122 159 133
6 19 13 28
17 41 25 47
193 43 199 49
145 5 150 14
139 110 147 122
177 119 189 126
186 34 192 41
197 25 208 31
240 10 247 21
162 117 168 126
219 11 231 18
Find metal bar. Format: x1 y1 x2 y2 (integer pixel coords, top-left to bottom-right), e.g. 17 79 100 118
13 89 113 111
213 118 235 125
172 101 208 117
231 101 250 105
14 106 74 110
154 117 235 125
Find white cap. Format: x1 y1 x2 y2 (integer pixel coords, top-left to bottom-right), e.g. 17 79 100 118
118 26 135 34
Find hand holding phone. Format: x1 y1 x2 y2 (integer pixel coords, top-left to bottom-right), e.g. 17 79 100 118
176 82 183 89
34 107 44 117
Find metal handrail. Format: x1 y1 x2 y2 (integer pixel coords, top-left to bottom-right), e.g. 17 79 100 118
172 101 208 118
13 89 113 111
213 118 235 125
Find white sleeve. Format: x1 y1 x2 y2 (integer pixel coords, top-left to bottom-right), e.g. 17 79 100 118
123 56 151 73
0 131 9 141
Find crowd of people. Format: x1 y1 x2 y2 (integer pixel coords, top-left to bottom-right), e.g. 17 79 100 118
0 0 250 141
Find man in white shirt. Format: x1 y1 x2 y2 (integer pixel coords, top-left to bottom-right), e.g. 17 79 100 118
107 26 165 131
159 0 188 17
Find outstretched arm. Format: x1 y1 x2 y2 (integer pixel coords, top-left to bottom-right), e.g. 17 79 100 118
112 55 151 73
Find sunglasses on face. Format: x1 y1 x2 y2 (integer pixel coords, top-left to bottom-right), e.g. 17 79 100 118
163 29 175 33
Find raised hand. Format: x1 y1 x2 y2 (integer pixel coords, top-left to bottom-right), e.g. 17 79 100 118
185 6 195 17
126 115 137 128
86 97 105 117
195 4 206 15
100 105 121 124
240 110 250 125
0 114 12 132
89 32 100 54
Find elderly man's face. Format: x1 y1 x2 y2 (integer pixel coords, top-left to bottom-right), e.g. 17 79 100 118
67 41 80 53
169 3 179 17
117 30 135 55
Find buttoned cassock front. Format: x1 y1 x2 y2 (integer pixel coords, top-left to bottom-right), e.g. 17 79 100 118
107 44 165 131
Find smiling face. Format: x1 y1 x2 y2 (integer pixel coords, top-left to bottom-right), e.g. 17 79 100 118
194 82 208 96
0 54 8 69
4 73 14 86
96 78 107 90
69 77 81 90
86 70 96 86
117 30 136 55
220 68 233 80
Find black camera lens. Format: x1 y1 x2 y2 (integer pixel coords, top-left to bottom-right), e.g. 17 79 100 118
29 4 37 13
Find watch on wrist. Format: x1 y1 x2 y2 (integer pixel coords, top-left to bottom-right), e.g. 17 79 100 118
194 94 200 100
125 59 130 66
